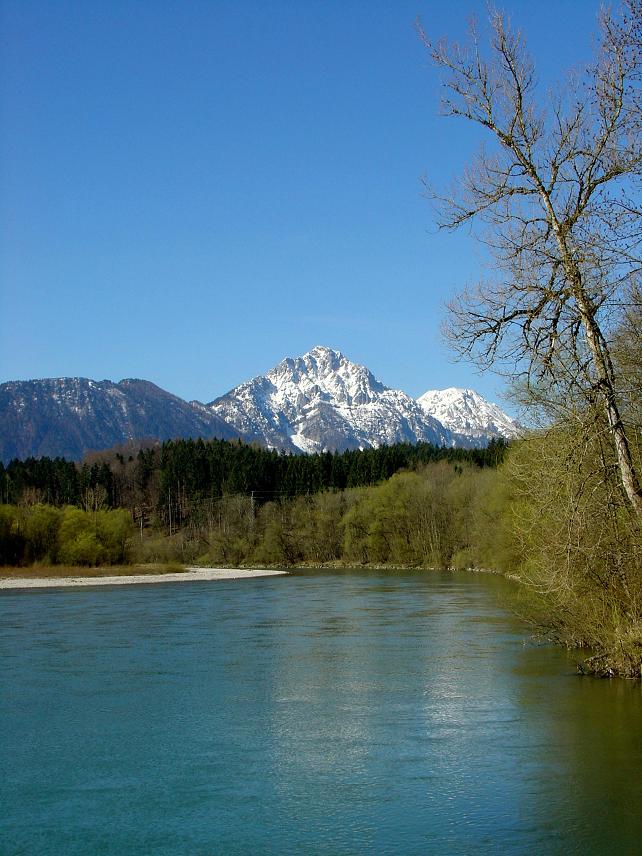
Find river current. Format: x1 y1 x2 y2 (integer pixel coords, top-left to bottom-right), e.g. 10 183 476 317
1 569 640 855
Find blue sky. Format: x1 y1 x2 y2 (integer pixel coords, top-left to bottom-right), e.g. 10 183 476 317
1 0 601 409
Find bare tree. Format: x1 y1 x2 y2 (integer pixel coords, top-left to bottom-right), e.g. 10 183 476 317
419 2 642 517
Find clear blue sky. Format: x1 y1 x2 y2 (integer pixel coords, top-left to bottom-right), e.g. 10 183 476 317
1 0 601 409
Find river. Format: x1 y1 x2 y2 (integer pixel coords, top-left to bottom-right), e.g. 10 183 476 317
1 569 640 855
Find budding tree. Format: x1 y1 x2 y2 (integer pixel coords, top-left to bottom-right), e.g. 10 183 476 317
420 2 642 517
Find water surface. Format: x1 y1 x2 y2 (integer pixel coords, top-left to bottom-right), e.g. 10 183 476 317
1 570 640 855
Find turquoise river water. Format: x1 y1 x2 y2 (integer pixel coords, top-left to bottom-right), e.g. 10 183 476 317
1 569 641 855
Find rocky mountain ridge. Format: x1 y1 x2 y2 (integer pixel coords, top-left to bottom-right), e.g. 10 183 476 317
417 387 521 443
210 346 453 453
0 377 238 463
0 347 520 462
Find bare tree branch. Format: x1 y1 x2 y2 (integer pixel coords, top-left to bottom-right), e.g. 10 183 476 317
420 4 642 517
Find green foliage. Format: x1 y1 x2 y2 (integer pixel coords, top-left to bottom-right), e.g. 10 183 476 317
497 429 642 677
251 501 299 566
293 491 350 563
149 460 496 570
0 504 135 567
453 466 522 573
22 504 62 563
341 465 472 567
0 504 23 565
1 457 81 506
130 533 183 565
3 437 507 515
96 509 135 564
195 494 256 566
56 508 102 565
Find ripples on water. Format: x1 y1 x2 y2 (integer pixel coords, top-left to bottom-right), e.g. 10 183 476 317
1 570 641 855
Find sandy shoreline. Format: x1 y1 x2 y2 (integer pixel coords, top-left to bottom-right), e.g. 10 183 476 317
0 567 288 590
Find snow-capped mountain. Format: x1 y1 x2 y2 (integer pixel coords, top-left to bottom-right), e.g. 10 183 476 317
210 345 453 453
417 387 520 444
0 352 520 463
0 377 239 463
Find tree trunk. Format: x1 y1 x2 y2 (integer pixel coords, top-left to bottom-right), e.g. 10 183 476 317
578 303 642 518
558 247 642 519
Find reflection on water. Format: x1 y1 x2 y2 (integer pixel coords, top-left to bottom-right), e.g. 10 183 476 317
1 570 641 855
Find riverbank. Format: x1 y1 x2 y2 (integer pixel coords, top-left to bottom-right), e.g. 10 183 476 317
0 566 287 590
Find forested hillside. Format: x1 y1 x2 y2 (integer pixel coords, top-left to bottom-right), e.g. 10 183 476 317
0 437 505 519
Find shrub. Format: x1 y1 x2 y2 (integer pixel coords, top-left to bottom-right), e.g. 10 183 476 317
22 504 62 563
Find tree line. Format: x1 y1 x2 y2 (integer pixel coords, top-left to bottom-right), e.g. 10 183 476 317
0 458 497 575
0 437 506 519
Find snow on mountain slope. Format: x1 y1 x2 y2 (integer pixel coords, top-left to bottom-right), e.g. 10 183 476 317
210 346 453 453
417 387 520 443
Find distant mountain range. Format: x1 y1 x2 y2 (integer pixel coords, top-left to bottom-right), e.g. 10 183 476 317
0 377 238 463
0 346 520 463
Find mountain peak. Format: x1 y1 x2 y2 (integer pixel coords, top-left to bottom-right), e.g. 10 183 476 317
307 344 344 359
265 345 384 404
417 387 520 441
211 346 451 453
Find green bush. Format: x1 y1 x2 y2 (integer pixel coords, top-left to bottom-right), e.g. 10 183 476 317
58 507 104 565
96 509 135 564
0 505 24 565
130 533 183 564
57 506 134 566
22 504 62 563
